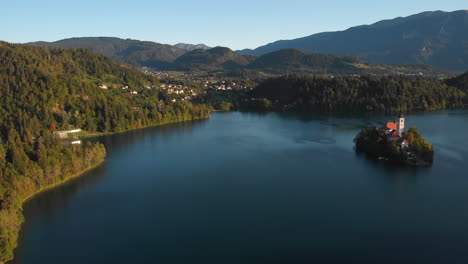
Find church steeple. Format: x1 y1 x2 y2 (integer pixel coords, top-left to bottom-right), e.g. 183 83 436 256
397 112 405 136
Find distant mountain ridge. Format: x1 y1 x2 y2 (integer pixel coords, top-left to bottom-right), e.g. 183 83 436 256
175 43 211 51
30 37 187 70
28 36 450 75
238 10 468 71
174 47 446 75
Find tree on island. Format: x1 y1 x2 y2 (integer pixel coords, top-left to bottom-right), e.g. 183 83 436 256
404 127 434 164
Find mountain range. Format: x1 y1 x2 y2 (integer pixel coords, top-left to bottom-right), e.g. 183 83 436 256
28 37 447 75
238 10 468 71
28 10 468 74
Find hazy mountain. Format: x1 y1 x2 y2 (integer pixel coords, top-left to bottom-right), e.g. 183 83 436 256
30 37 187 69
239 10 468 71
175 43 211 51
173 47 256 71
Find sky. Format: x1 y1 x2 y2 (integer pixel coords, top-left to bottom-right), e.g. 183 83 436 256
2 0 466 50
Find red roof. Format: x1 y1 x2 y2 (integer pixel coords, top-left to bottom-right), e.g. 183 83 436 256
391 132 400 138
385 122 397 130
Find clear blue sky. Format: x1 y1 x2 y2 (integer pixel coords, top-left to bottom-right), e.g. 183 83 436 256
2 0 466 50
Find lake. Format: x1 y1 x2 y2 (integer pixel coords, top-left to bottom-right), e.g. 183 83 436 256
11 111 468 264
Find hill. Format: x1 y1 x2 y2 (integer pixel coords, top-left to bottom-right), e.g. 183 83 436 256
245 74 466 112
0 42 211 263
248 49 448 76
248 49 365 74
30 37 187 70
447 71 468 92
172 47 446 75
173 47 256 71
175 43 211 51
238 10 468 71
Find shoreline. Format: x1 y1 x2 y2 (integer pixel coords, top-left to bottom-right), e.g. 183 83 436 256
4 160 106 264
79 115 211 139
21 160 105 205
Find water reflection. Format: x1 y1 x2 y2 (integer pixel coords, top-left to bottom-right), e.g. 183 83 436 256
90 119 208 151
12 165 107 264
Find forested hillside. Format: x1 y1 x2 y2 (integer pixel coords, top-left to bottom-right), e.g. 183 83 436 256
446 71 468 92
246 49 445 75
0 42 211 263
247 49 362 74
174 47 256 71
245 74 466 112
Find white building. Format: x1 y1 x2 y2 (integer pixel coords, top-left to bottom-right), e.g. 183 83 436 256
53 129 82 139
397 113 405 137
71 140 82 145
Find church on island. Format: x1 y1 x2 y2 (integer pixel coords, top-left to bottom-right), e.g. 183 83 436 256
382 113 409 148
354 113 433 166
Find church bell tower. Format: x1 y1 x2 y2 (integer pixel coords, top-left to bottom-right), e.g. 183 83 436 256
397 113 405 136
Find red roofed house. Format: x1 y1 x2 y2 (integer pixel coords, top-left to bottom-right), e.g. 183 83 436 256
385 122 397 131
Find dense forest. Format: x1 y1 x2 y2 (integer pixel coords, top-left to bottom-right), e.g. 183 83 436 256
244 74 467 113
446 71 468 92
0 42 211 263
174 47 255 71
31 37 187 70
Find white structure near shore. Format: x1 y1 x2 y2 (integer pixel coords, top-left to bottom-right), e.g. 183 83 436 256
53 129 82 139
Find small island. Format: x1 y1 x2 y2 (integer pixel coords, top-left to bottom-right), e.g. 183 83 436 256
354 114 434 166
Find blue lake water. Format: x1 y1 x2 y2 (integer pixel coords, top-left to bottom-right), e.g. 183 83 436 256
11 111 468 264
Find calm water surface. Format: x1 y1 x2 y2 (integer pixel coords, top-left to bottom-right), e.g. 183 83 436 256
11 111 468 264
